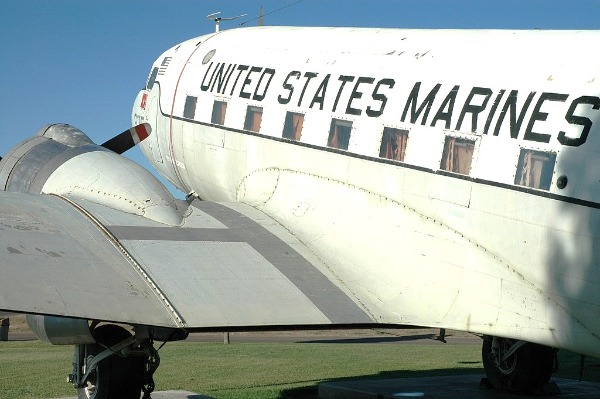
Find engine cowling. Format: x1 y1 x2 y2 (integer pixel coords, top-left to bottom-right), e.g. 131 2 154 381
0 124 182 226
26 314 95 345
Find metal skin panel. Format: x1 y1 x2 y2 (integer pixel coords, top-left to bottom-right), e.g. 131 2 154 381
130 27 600 358
0 191 371 330
0 192 179 327
110 200 372 327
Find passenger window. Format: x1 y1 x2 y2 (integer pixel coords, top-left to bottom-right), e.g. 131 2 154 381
379 127 409 162
440 136 475 175
211 101 227 125
328 119 352 150
282 112 304 141
244 106 263 132
514 149 556 190
183 96 197 119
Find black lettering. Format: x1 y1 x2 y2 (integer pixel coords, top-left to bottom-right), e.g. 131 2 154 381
229 65 249 96
483 90 505 134
366 78 395 117
200 62 215 91
431 85 459 129
346 77 375 116
558 96 600 146
210 63 229 92
310 74 330 110
278 71 301 105
298 72 318 107
253 68 276 101
333 75 355 112
401 82 442 125
240 66 263 99
456 87 493 132
493 90 535 139
221 63 238 94
524 92 568 143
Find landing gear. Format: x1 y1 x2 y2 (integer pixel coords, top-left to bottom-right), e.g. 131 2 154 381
482 336 556 392
72 325 153 399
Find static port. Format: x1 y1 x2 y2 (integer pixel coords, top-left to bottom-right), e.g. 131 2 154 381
557 175 568 189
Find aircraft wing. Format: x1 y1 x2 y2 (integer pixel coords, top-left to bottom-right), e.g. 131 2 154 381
0 191 373 329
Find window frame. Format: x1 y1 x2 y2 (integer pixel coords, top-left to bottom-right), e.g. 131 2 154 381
439 135 477 176
514 148 557 191
211 100 228 125
243 105 263 133
327 118 353 150
183 95 198 120
282 111 305 141
379 126 409 162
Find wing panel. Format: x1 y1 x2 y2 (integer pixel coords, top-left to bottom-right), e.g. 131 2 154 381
0 192 179 327
0 192 373 330
123 240 330 326
107 200 374 328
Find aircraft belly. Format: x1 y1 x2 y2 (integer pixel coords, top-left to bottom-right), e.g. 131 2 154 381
0 192 180 327
225 141 600 357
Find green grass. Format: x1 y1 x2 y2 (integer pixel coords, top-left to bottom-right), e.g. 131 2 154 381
0 340 599 399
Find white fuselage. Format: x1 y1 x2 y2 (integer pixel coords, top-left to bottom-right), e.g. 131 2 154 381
133 27 600 357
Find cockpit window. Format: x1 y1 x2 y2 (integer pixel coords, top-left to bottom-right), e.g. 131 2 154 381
146 67 159 90
514 149 556 190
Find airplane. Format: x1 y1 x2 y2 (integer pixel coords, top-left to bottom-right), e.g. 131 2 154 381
1 25 599 398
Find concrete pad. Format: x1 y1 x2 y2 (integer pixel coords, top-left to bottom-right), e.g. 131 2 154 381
52 391 213 399
318 375 600 398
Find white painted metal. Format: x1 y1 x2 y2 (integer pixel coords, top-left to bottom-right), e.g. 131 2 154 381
42 150 182 226
133 27 600 357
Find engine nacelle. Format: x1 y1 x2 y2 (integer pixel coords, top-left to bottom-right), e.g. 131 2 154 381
0 124 182 226
26 315 95 345
0 124 97 194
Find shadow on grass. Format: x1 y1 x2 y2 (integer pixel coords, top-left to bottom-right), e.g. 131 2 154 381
298 333 437 344
277 367 483 399
277 352 600 398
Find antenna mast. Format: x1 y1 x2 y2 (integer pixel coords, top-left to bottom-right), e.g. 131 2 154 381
206 12 247 33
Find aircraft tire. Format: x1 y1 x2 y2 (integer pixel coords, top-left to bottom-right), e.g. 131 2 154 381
482 336 554 392
77 325 145 399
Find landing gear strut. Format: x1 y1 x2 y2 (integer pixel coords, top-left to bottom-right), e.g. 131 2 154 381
482 336 556 392
70 325 158 399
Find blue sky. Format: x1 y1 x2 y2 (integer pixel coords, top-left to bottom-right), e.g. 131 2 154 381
1 0 598 196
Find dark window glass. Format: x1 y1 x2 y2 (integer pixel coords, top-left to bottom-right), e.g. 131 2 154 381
440 137 476 175
183 96 197 119
379 127 409 161
282 112 304 141
515 149 556 190
211 101 227 125
146 67 159 90
327 119 352 150
244 106 263 132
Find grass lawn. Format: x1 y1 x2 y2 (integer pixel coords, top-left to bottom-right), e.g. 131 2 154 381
0 338 598 399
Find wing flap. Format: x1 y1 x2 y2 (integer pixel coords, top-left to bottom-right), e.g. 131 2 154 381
101 199 374 328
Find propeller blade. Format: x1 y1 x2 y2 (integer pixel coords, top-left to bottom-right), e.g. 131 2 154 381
101 123 151 154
